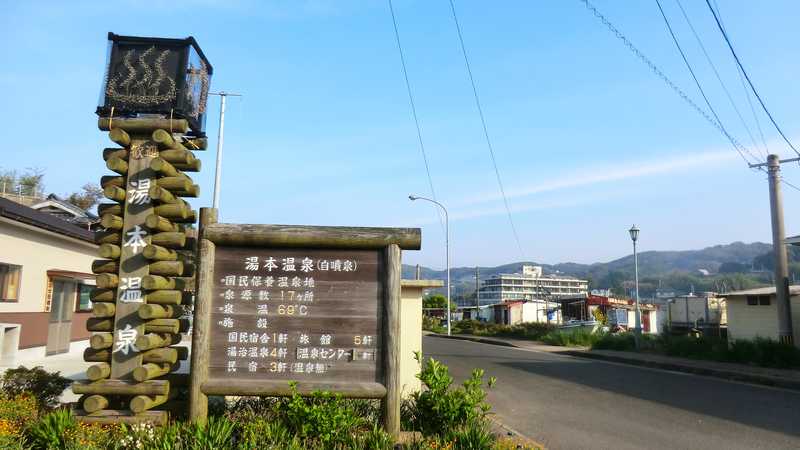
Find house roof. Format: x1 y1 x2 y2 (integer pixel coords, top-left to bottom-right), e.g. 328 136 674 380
0 197 95 243
724 285 800 297
786 235 800 245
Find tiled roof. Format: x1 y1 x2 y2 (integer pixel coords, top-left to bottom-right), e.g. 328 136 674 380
0 197 95 243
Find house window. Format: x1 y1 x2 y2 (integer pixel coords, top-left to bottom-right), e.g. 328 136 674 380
0 263 22 302
76 284 93 312
746 296 758 306
746 295 771 306
759 295 771 306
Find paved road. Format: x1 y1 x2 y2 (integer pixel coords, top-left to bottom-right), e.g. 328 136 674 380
423 336 800 450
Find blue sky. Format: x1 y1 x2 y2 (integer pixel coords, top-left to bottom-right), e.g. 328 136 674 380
2 1 800 269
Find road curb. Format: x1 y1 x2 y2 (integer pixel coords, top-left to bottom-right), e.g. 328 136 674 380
431 333 800 391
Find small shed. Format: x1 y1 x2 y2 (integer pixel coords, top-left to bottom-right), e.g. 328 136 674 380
724 286 800 346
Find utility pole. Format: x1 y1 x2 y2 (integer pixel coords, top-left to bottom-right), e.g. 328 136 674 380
750 154 796 345
475 266 480 309
209 91 242 210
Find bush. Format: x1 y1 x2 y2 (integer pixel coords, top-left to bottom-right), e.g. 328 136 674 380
592 333 638 351
422 315 446 334
1 366 71 410
24 409 75 449
455 320 557 341
405 352 495 437
540 328 600 347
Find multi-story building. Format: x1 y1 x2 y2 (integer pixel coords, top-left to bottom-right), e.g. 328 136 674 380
467 265 588 307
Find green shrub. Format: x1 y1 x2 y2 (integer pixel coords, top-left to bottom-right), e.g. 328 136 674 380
186 416 236 450
274 382 366 446
541 328 600 347
592 332 638 351
1 366 71 410
422 315 446 334
406 352 495 437
445 419 496 450
729 337 800 368
24 409 75 449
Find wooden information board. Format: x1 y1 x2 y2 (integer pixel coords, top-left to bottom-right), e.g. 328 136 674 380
189 209 421 438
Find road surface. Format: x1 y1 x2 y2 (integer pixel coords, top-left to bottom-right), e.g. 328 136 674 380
423 335 800 450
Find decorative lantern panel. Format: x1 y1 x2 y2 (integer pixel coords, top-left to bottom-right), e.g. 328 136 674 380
97 33 213 136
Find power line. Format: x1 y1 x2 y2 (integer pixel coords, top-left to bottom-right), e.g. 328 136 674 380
654 0 760 164
578 0 755 166
446 0 525 259
703 0 800 157
673 0 765 159
387 0 444 231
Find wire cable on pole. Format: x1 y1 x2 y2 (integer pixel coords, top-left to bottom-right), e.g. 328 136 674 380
710 0 771 156
703 0 800 157
653 0 759 164
578 0 755 167
447 0 526 259
387 0 445 232
673 0 764 159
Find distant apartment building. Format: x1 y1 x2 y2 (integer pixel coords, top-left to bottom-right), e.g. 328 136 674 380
465 265 588 307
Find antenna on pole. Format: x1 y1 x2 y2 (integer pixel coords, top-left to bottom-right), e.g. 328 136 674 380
209 91 242 211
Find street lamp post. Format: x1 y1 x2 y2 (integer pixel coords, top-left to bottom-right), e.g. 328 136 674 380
629 224 642 349
409 195 451 336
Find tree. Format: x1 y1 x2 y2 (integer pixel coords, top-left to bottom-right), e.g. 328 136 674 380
66 183 103 210
719 262 747 274
17 168 44 196
423 294 455 311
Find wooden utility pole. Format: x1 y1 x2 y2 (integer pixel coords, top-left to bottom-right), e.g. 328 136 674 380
751 154 796 345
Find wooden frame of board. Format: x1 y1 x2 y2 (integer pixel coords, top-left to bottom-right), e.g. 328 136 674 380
189 208 421 438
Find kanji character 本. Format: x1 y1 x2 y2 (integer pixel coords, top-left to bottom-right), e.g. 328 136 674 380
127 179 151 205
245 256 259 271
264 257 278 272
227 332 238 343
123 225 148 254
342 260 355 272
219 317 234 328
257 318 268 329
299 334 310 345
282 257 296 271
301 258 314 273
248 361 258 372
113 324 138 355
320 334 332 345
227 361 237 373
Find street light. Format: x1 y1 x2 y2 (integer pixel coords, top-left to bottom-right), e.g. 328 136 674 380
629 224 642 349
409 195 451 336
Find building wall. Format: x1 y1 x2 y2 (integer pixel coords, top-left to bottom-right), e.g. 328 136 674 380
727 295 800 345
0 220 96 348
400 286 423 398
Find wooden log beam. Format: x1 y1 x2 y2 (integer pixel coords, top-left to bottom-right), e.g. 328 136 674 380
95 230 121 245
86 363 111 381
83 347 111 362
145 290 191 306
90 288 116 303
154 203 190 220
151 232 187 249
83 395 109 413
109 128 130 147
149 185 182 205
145 215 179 233
102 148 128 161
91 302 115 318
152 129 186 150
100 214 124 230
201 380 388 398
139 304 182 319
172 159 201 172
90 333 113 350
203 224 423 250
86 318 114 332
143 244 178 261
100 176 126 189
99 117 189 134
95 273 119 289
149 261 185 277
130 392 175 414
150 158 181 178
103 185 126 203
91 259 118 274
159 149 194 165
97 203 123 217
141 275 192 291
132 362 178 382
98 244 121 260
182 136 207 150
135 332 182 351
155 177 192 193
72 380 169 396
145 319 190 334
106 157 128 175
142 346 189 364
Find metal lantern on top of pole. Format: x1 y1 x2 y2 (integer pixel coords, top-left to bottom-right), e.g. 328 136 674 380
409 195 451 335
629 224 642 349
